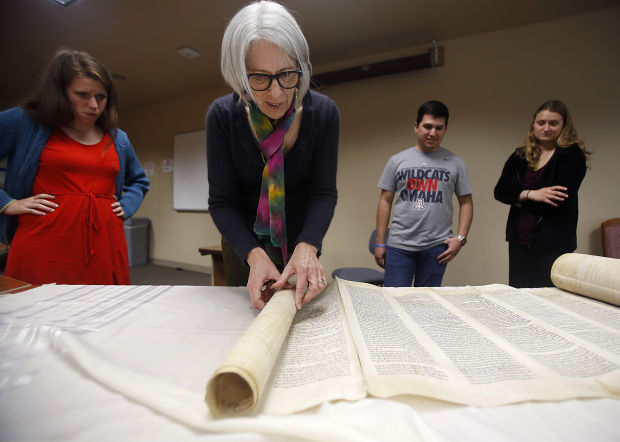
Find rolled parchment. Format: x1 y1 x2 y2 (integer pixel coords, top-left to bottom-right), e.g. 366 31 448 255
551 253 620 306
205 289 297 417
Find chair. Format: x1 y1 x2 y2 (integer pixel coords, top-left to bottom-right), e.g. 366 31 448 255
602 218 620 258
331 229 389 285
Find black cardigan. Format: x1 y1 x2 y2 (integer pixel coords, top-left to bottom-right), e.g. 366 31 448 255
206 90 339 261
494 144 586 251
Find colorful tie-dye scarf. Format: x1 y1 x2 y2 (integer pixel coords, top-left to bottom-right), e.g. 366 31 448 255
249 97 296 265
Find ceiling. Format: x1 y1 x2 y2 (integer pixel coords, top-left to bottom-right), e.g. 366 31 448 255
1 0 618 111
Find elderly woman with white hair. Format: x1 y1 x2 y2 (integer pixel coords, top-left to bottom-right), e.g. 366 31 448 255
206 1 339 310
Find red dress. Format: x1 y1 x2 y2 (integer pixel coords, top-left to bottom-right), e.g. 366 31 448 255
5 130 130 284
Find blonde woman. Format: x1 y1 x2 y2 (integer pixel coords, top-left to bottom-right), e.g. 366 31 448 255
494 100 589 287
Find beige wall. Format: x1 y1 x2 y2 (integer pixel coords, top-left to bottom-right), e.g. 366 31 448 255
122 7 620 284
120 90 228 272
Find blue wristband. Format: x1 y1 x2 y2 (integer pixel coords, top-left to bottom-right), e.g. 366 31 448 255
375 244 386 248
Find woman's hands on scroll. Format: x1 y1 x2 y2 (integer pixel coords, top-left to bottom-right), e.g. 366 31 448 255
247 247 282 310
273 242 327 311
247 242 328 310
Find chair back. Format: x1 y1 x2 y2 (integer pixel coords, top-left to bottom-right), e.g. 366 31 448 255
368 229 389 254
331 228 389 285
602 218 620 258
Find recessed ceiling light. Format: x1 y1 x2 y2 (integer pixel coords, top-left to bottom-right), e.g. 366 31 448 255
50 0 78 6
176 46 201 59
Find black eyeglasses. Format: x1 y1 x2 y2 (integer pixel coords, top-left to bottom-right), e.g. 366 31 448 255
247 71 302 91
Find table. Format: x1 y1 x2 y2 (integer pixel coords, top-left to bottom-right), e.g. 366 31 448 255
199 244 225 286
1 283 619 441
0 274 31 294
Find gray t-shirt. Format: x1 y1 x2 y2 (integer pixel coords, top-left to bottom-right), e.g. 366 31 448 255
378 146 473 251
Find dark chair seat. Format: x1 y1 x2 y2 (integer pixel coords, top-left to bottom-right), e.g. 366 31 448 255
331 228 389 285
331 267 385 285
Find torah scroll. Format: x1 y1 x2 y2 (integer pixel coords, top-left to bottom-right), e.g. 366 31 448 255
551 253 620 307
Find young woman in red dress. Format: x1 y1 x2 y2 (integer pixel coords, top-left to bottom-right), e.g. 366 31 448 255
0 48 149 284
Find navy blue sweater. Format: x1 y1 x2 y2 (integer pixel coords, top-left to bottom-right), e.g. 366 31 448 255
206 90 339 261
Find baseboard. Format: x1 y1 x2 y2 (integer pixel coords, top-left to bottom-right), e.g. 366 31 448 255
150 258 211 274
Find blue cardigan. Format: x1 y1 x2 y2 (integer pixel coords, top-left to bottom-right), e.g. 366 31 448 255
0 106 150 243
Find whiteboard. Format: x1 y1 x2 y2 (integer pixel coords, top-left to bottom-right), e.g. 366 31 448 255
173 130 209 211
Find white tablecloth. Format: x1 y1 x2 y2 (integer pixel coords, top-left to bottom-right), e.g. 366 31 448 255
1 285 618 441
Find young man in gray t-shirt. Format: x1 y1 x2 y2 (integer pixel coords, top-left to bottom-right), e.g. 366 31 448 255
375 100 473 287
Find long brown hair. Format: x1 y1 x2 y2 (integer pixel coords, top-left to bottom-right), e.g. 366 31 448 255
22 48 119 137
520 100 590 169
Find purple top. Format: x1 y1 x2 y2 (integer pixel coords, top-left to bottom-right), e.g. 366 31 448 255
516 150 556 246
